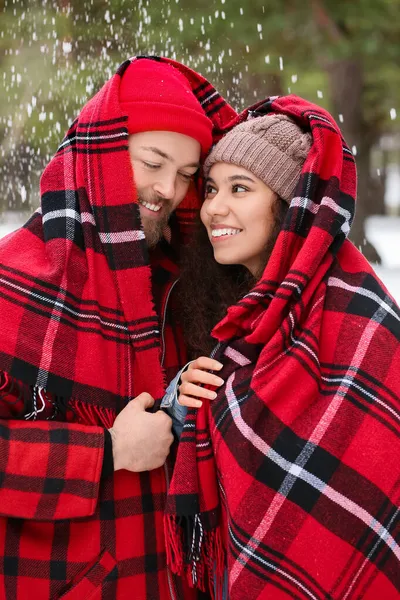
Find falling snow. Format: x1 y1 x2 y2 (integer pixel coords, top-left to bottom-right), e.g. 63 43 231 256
0 0 398 298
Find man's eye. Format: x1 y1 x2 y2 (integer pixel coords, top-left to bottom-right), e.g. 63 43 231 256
179 172 193 182
143 161 160 170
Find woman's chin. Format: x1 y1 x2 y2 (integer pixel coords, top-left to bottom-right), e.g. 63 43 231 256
213 251 239 266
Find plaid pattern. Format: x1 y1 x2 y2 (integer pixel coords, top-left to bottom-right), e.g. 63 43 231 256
0 57 237 598
166 96 400 599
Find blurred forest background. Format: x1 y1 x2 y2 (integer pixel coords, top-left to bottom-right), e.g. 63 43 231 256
0 0 399 264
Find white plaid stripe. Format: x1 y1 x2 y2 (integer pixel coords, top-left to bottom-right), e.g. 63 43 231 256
81 211 96 225
224 346 251 367
42 208 80 224
229 523 320 600
58 131 127 150
254 297 324 381
42 208 96 226
37 282 68 388
98 230 145 244
0 276 159 337
342 506 400 599
322 375 400 422
200 91 219 106
288 311 320 364
225 364 400 587
308 113 332 126
291 196 352 235
328 277 400 322
343 146 354 156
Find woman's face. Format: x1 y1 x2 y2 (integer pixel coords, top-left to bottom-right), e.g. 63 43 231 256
201 163 278 276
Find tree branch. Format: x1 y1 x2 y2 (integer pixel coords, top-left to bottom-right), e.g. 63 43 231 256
311 0 345 43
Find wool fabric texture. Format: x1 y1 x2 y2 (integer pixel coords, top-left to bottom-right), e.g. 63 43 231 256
0 56 237 599
120 57 213 154
166 96 400 599
204 113 312 201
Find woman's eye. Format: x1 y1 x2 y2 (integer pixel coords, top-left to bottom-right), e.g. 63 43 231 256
232 184 248 193
205 185 217 195
143 161 160 170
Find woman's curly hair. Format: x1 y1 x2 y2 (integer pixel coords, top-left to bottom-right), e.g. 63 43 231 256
178 196 288 358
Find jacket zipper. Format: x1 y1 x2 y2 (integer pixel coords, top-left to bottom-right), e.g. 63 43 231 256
160 279 179 600
160 278 179 367
164 462 178 600
160 287 221 600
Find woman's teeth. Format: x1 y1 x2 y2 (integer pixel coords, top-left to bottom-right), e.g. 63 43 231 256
139 200 161 212
211 228 241 238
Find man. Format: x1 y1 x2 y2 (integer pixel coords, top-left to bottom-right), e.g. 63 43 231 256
0 57 236 599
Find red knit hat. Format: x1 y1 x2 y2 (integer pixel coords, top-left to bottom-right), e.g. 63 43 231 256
119 58 213 154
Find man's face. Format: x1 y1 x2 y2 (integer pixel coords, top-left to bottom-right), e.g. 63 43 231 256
128 131 201 247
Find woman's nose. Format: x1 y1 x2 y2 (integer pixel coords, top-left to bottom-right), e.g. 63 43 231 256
205 191 230 216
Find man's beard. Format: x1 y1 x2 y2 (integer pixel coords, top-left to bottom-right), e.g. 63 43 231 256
137 190 172 248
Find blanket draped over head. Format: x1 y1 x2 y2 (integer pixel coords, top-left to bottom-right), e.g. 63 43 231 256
0 57 237 599
0 57 236 413
165 96 400 600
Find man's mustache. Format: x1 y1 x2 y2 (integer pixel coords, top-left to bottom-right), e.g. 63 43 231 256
137 191 169 206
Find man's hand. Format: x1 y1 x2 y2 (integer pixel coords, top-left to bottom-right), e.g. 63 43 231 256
109 392 173 472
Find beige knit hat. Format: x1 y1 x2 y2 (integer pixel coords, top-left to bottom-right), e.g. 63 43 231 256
204 114 312 202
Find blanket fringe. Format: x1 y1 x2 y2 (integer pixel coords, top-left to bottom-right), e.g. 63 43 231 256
165 513 225 600
69 397 115 428
0 369 116 428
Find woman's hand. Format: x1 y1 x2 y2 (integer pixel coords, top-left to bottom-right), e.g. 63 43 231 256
178 356 224 408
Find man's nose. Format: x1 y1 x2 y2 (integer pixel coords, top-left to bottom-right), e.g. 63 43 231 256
153 174 176 200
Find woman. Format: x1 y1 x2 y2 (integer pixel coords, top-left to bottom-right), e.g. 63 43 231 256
163 97 400 600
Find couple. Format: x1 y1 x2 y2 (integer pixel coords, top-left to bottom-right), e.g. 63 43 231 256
0 56 398 599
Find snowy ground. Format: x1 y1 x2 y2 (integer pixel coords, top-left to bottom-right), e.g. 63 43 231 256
1 212 399 305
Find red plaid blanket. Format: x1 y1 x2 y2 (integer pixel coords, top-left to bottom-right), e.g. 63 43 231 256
166 96 400 599
0 56 237 599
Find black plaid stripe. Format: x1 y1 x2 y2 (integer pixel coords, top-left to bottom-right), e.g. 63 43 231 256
74 116 129 128
40 189 84 249
0 273 134 344
22 209 44 241
213 374 399 567
0 422 103 447
58 119 128 156
325 268 400 336
99 476 117 599
139 471 162 598
116 58 133 76
332 495 400 597
60 144 129 157
347 274 400 333
49 522 69 598
100 492 167 520
4 519 23 599
192 79 228 116
285 173 354 242
0 262 125 318
321 367 400 436
322 363 400 421
228 517 331 600
0 473 97 500
92 204 148 271
0 265 163 347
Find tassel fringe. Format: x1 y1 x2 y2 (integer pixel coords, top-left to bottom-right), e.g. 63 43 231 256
0 370 116 428
165 513 225 600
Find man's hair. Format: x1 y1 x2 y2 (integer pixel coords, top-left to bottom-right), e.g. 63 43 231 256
178 197 288 357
